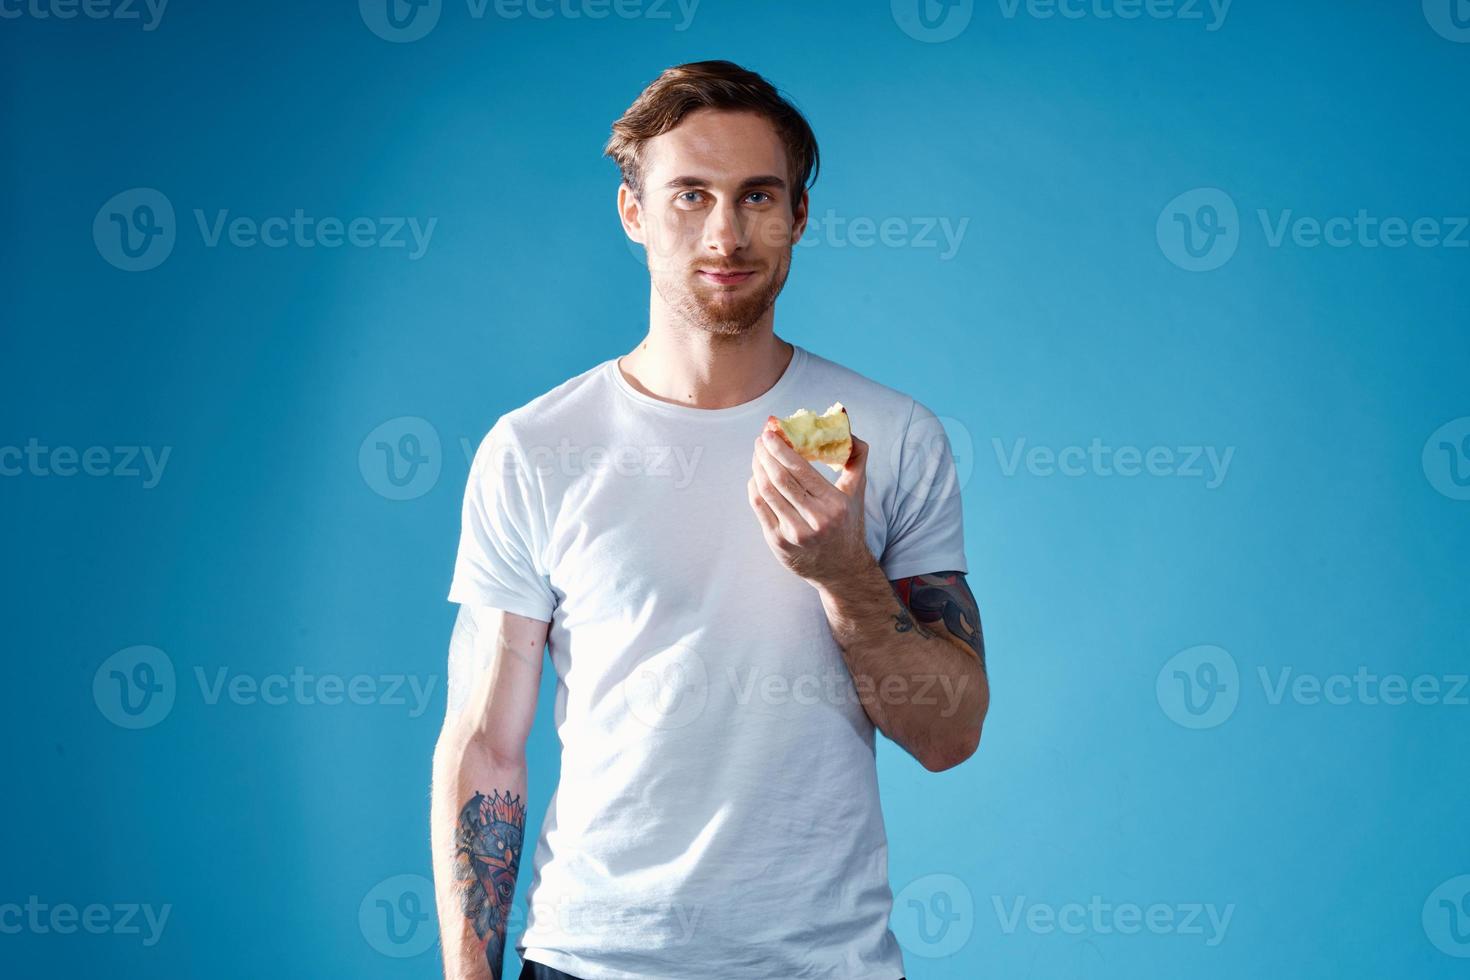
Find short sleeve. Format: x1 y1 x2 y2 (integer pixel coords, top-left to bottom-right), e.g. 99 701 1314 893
446 419 557 622
878 399 969 580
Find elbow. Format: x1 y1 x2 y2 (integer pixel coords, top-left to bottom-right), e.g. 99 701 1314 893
921 724 982 774
433 722 526 777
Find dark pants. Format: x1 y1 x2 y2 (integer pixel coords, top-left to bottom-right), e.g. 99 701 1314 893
518 957 904 979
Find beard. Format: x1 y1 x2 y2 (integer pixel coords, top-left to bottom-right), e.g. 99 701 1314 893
650 249 792 338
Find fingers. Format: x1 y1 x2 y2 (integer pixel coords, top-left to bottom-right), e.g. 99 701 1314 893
747 475 779 536
749 452 813 541
834 434 868 497
758 429 828 498
753 441 823 529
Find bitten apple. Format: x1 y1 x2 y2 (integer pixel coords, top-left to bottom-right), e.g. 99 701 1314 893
764 402 853 472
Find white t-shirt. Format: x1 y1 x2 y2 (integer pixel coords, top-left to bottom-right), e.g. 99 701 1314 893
448 342 967 980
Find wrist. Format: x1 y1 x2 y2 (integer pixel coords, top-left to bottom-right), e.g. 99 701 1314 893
811 548 882 603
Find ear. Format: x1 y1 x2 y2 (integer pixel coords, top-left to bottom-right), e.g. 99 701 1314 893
791 186 809 243
617 182 646 245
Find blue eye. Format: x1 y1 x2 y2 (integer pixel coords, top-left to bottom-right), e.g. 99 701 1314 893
747 192 772 204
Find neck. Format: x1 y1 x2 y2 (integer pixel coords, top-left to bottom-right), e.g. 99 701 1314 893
617 326 794 410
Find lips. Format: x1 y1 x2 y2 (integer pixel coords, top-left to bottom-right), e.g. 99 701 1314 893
699 269 756 285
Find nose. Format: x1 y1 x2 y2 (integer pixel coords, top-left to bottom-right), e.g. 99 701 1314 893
703 198 748 258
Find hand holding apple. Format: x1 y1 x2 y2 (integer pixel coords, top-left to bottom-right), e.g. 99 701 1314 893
748 406 871 589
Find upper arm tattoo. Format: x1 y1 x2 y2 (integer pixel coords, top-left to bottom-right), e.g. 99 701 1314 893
891 570 986 674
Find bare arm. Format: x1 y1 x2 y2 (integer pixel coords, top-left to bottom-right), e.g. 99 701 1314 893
817 565 988 772
747 428 988 773
431 603 549 980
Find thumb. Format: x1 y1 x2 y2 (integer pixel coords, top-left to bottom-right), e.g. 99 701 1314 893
834 435 868 496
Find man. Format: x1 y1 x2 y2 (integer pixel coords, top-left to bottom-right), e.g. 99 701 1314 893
431 59 988 980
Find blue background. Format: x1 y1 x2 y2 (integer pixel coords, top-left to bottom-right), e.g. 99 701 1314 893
3 0 1468 976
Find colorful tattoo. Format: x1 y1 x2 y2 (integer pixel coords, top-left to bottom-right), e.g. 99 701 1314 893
892 570 986 674
454 789 527 979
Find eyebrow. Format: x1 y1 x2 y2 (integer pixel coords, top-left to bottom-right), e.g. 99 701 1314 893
663 175 787 192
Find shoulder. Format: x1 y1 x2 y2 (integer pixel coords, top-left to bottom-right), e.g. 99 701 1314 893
470 357 614 462
794 345 936 441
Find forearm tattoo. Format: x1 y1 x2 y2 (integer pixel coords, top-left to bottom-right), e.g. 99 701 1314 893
892 570 986 674
890 602 937 639
455 789 527 979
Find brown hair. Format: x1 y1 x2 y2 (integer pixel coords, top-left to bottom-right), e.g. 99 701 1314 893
603 60 820 212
